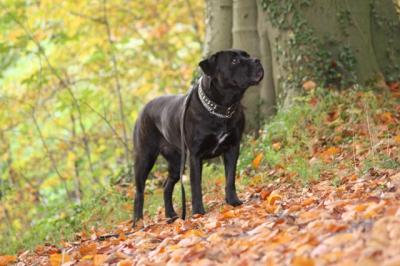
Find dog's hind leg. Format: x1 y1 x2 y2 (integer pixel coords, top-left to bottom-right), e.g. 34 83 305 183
132 116 160 225
133 147 159 224
162 149 181 219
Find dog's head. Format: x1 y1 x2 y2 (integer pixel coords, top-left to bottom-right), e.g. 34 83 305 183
199 49 264 91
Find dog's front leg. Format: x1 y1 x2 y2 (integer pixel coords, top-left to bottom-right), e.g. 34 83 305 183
189 155 205 215
223 144 243 206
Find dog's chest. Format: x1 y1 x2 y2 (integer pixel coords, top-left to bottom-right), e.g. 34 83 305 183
197 128 234 158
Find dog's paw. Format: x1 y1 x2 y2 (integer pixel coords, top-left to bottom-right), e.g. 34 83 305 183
226 197 243 207
166 216 179 224
192 206 206 215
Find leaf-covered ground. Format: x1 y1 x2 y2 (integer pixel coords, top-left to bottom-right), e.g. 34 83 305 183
2 85 400 266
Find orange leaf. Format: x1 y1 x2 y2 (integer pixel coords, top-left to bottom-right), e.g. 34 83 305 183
272 142 282 151
380 112 395 124
288 204 302 212
183 229 205 238
323 147 340 156
260 189 272 200
79 242 97 256
0 256 17 266
394 135 400 144
354 204 368 212
325 223 347 233
267 192 282 206
50 253 71 266
219 210 236 220
252 153 263 169
93 255 107 266
292 256 315 266
118 259 135 266
301 198 315 207
303 80 317 91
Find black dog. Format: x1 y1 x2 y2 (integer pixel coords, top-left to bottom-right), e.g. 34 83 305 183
133 49 264 222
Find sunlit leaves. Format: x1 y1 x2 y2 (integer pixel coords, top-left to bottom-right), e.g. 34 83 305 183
0 0 204 252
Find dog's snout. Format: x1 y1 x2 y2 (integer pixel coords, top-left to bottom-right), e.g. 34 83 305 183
254 58 260 64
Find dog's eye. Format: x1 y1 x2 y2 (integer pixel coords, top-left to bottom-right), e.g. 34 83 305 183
232 58 239 65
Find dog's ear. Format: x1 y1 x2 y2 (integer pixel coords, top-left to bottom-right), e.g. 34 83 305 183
199 53 218 76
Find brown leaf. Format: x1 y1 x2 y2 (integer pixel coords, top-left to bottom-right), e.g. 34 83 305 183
79 243 97 256
50 253 71 266
379 112 395 124
292 256 315 266
301 198 315 207
0 256 17 266
252 153 263 169
394 135 400 144
303 80 317 91
267 192 282 206
93 255 107 266
272 142 282 151
118 259 135 266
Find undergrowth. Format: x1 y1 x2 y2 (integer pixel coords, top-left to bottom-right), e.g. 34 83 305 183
1 86 399 254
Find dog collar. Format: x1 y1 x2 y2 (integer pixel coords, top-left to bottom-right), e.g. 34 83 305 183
197 77 237 119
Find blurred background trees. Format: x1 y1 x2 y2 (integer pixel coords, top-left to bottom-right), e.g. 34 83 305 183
0 0 399 253
0 0 204 247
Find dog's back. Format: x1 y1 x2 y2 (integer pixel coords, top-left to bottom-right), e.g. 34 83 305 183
134 94 185 151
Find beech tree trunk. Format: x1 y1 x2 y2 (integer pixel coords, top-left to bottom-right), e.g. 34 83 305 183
203 0 400 131
203 0 233 57
232 0 261 131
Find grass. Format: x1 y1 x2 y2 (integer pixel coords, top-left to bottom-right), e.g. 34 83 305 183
2 86 399 254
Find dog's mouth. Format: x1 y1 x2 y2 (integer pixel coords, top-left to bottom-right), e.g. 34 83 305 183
250 68 264 85
255 69 264 82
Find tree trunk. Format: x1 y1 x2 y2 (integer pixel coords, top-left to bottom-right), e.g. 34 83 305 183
203 0 400 130
232 0 261 131
203 0 233 57
256 0 276 117
259 0 399 103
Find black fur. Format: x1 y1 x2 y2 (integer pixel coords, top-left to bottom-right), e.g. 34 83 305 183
133 49 264 222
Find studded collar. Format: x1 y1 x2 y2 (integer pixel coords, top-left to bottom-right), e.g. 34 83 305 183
197 77 238 119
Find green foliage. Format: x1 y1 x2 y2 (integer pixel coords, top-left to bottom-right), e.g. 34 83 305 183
238 85 399 186
2 83 398 254
0 0 204 253
1 188 131 254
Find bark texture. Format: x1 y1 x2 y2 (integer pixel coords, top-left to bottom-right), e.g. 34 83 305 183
232 0 261 131
203 0 400 131
203 0 233 57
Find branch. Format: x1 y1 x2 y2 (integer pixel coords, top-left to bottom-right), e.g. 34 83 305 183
1 4 100 185
31 108 73 202
102 0 132 174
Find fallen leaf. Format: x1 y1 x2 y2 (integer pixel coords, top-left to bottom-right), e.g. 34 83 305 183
93 254 107 266
394 135 400 144
267 192 282 206
218 210 236 220
118 259 135 266
292 256 315 266
50 253 71 266
303 80 317 91
379 112 395 124
252 153 263 169
301 198 315 207
79 242 97 256
272 142 282 151
0 256 17 266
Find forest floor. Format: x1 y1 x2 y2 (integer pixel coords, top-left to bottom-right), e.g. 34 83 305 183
2 84 400 266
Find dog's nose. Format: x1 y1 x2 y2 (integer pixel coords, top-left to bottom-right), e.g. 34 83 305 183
254 58 260 64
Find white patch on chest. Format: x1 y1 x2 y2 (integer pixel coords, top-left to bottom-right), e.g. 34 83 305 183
212 132 229 154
